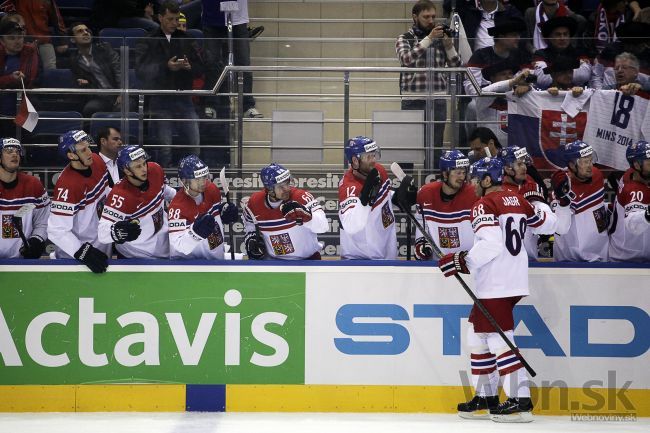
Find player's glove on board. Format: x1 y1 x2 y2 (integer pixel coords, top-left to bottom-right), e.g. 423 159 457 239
359 168 381 206
220 202 239 225
414 237 433 261
245 232 266 260
110 220 141 244
438 251 469 277
192 213 216 239
74 242 108 274
19 236 46 259
280 200 312 225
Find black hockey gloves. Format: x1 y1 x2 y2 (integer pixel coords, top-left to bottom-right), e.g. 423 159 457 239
359 168 381 206
551 171 573 207
245 232 266 260
221 202 239 225
74 242 109 274
391 175 418 210
281 200 312 225
110 220 141 244
19 236 46 259
192 214 216 239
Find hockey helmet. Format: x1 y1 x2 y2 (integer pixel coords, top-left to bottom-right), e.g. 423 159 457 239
469 157 504 185
561 140 597 167
626 140 650 165
439 149 469 172
117 145 149 172
58 130 94 159
344 136 380 163
499 145 532 167
261 163 291 189
0 137 22 156
178 154 210 180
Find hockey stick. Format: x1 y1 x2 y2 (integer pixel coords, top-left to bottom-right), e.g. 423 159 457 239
220 167 236 260
390 162 537 377
12 203 36 248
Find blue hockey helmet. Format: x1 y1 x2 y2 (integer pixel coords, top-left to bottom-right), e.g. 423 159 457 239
261 163 291 189
626 140 650 166
499 145 532 167
344 136 380 163
0 137 22 156
117 145 149 172
439 149 470 172
469 157 504 185
178 154 210 180
58 130 94 159
561 140 597 167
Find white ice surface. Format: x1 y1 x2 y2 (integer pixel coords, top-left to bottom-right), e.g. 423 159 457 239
0 412 648 433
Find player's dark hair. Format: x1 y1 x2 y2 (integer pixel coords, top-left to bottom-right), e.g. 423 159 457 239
469 127 502 149
412 0 436 16
159 0 181 15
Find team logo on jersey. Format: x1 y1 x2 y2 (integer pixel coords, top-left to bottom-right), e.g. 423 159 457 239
593 206 609 233
270 233 295 256
152 208 164 233
438 226 460 249
2 215 19 239
96 197 106 219
381 202 394 228
208 225 224 249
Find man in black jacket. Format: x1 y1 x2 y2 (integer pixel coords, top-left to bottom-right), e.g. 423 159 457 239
69 22 121 120
135 0 203 167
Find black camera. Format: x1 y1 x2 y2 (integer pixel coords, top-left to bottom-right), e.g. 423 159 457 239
439 23 454 37
524 74 537 84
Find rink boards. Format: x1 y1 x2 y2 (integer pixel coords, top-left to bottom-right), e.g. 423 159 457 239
0 260 648 416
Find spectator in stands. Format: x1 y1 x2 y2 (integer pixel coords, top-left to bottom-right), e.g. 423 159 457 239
178 12 187 32
96 126 123 185
467 126 503 162
592 21 650 89
14 0 67 70
543 55 585 96
0 20 40 137
444 0 522 51
603 52 647 90
396 0 461 152
464 16 531 95
69 23 122 121
593 0 628 53
201 0 263 118
525 0 586 51
159 0 202 29
135 0 203 167
532 16 593 89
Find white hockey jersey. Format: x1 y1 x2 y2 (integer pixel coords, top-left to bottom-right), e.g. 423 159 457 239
168 182 227 260
415 181 477 257
48 154 111 259
466 189 557 299
609 172 650 262
243 187 328 260
0 172 50 258
98 162 173 259
551 167 609 262
338 163 397 260
502 176 548 260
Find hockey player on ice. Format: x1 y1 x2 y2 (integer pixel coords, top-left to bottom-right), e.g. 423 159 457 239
168 155 239 259
438 157 557 423
98 145 176 259
243 163 328 260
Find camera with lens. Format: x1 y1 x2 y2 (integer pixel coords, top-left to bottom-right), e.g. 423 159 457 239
524 74 537 84
439 23 454 37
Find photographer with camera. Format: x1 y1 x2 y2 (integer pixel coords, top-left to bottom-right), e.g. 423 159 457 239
396 0 460 156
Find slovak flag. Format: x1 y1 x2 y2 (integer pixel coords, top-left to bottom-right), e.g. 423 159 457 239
14 83 38 132
507 91 587 170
